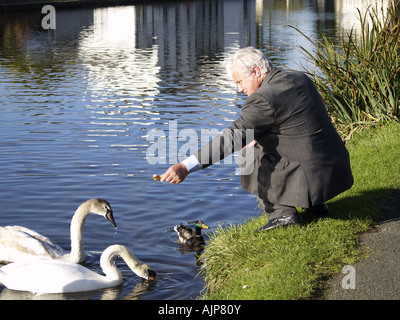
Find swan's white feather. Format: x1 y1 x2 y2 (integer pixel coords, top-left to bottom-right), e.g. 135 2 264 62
0 244 154 294
0 198 114 264
0 226 66 263
0 258 114 294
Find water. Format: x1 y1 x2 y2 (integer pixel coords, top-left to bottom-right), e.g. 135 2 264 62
0 0 387 300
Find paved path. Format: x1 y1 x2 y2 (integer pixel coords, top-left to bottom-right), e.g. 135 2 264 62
326 191 400 300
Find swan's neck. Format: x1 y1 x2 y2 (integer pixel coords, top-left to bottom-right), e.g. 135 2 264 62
100 245 148 281
67 204 90 263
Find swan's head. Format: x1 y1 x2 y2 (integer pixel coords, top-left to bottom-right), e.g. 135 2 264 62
146 268 157 281
133 262 157 281
86 198 117 228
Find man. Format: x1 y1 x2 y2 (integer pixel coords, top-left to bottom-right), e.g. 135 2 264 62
160 47 353 231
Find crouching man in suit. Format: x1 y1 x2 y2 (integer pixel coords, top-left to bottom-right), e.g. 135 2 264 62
160 47 353 231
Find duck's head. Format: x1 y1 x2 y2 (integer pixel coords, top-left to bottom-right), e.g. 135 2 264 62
86 198 117 228
188 220 209 230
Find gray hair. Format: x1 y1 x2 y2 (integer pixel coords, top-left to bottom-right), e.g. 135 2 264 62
226 47 273 76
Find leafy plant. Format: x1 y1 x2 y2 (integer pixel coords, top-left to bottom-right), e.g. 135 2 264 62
292 1 400 139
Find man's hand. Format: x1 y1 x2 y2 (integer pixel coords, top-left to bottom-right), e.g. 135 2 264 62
243 139 257 149
161 163 189 184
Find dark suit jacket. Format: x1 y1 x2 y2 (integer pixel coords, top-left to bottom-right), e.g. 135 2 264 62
195 68 353 208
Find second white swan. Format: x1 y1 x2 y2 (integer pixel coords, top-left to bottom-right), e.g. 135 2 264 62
0 198 117 264
0 244 156 294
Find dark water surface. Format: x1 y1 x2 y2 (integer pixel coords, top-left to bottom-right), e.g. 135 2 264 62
0 0 382 299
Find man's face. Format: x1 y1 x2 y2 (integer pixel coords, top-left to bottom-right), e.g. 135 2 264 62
231 64 262 96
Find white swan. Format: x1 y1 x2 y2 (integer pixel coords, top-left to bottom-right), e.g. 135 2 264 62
0 244 156 294
0 198 116 264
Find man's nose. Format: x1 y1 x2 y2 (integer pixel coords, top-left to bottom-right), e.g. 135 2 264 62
237 84 244 93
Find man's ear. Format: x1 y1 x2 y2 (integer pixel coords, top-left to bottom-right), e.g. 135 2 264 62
252 65 262 78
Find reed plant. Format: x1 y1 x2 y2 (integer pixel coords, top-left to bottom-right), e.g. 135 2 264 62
292 1 400 139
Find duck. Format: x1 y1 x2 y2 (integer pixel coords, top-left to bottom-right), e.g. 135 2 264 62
0 244 156 294
0 198 117 264
174 220 209 247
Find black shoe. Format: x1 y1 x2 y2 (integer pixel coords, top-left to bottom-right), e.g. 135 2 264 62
257 212 303 231
306 203 332 218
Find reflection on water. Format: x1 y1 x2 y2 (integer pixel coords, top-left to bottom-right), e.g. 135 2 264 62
0 0 389 300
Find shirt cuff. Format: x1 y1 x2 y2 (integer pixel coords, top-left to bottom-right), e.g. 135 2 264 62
181 155 202 173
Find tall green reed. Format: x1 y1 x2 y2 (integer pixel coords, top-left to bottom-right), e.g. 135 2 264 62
291 1 400 139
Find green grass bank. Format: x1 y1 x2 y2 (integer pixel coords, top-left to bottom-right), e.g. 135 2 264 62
199 122 400 300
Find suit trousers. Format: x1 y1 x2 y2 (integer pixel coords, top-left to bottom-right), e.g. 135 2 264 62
262 199 298 220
